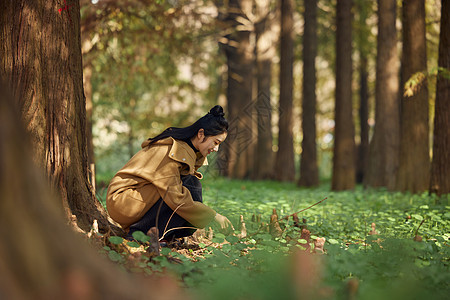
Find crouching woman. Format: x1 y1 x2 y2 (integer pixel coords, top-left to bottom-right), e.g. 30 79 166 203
106 105 233 241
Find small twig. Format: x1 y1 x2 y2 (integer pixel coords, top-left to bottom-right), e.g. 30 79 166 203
414 219 425 237
270 197 328 225
161 203 185 239
159 226 199 241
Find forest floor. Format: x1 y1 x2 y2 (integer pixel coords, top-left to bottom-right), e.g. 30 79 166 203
94 178 450 300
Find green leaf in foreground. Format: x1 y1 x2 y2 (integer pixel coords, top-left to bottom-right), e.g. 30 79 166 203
160 248 171 255
212 233 225 243
108 236 124 245
127 241 140 248
132 231 151 243
226 235 239 244
328 238 339 245
108 250 123 262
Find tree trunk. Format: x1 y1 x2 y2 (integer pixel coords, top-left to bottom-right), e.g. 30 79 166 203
355 0 371 184
222 0 254 179
364 0 400 190
430 0 450 196
396 0 430 193
0 82 186 299
275 0 296 182
254 0 275 180
332 0 355 190
357 57 369 184
299 0 319 187
0 0 115 233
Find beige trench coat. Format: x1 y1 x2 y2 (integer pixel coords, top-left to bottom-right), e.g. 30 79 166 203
106 137 216 230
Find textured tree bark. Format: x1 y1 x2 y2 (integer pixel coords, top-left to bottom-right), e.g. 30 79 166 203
364 0 400 190
0 0 115 233
221 0 254 179
83 64 96 193
430 0 450 196
0 82 186 300
254 0 275 180
396 0 430 193
299 0 319 187
275 0 296 182
332 0 355 190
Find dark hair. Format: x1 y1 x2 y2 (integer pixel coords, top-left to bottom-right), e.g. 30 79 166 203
148 105 228 144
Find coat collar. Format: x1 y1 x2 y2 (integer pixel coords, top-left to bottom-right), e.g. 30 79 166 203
169 137 197 168
142 137 208 174
150 137 207 174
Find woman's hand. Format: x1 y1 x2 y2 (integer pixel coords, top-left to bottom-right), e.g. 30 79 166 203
214 213 234 232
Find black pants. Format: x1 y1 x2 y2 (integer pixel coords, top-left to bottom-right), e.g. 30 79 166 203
127 175 202 241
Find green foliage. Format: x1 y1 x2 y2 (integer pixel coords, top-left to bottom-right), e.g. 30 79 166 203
404 67 450 97
108 236 124 245
132 230 151 243
97 179 449 299
102 245 125 263
82 0 224 177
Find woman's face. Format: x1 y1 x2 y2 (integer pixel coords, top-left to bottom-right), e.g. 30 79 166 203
196 131 227 157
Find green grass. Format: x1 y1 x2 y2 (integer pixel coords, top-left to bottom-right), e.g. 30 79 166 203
98 177 450 300
203 177 448 241
201 178 449 299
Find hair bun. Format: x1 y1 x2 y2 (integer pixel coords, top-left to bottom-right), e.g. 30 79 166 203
209 105 225 117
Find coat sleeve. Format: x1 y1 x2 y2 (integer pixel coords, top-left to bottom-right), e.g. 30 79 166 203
151 160 216 228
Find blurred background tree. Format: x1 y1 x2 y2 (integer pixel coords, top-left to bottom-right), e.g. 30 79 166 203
364 0 400 190
298 0 319 187
331 0 355 191
397 0 430 193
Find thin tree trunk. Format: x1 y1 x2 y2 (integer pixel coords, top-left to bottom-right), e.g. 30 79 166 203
357 57 369 184
236 13 255 179
0 0 115 232
396 0 430 193
364 0 400 190
299 0 319 187
275 0 296 182
332 0 355 190
220 3 239 178
254 0 275 180
355 0 371 184
430 0 450 196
